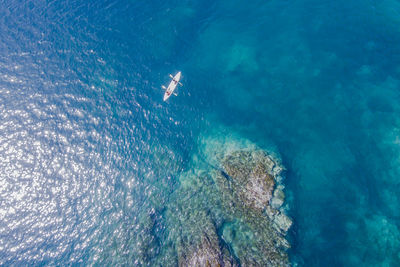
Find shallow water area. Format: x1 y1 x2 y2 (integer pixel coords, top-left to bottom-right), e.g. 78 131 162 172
0 0 400 266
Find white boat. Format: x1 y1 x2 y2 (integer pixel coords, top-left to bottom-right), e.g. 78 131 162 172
162 72 182 101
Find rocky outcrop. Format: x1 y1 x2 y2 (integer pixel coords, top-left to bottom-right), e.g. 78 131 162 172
220 149 292 233
213 149 291 266
221 150 278 212
177 214 237 267
168 135 292 266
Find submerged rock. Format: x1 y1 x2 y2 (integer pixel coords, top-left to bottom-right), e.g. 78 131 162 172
167 134 292 266
165 170 237 267
214 149 291 266
273 212 293 233
177 219 237 267
222 150 277 212
271 186 285 210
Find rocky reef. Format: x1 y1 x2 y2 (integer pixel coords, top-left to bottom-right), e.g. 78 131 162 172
176 209 237 267
166 134 292 266
219 150 292 233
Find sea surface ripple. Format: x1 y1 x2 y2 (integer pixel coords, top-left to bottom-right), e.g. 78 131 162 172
1 0 400 266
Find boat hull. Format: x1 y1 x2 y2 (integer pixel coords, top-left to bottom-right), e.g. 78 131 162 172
163 72 181 101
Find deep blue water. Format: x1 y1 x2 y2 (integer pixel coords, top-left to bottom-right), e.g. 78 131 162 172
0 0 399 265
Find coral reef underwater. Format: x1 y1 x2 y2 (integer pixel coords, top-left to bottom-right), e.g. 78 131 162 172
166 131 292 266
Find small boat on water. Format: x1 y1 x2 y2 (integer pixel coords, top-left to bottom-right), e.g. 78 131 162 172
162 72 182 101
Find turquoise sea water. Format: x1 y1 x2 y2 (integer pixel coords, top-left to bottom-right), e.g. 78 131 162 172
0 0 399 265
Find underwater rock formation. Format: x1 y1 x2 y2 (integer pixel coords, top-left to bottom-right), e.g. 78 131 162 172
221 150 278 212
220 150 292 232
168 134 292 266
214 149 291 266
176 210 238 267
165 168 237 267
